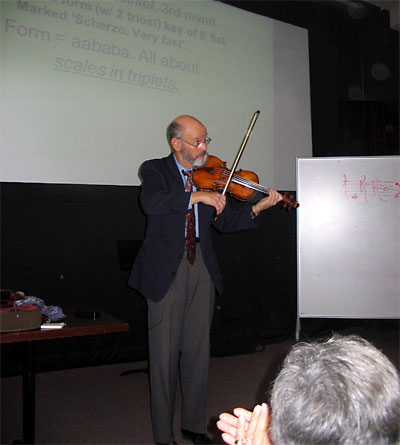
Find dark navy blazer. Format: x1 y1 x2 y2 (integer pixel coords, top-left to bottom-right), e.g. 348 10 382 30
127 153 257 302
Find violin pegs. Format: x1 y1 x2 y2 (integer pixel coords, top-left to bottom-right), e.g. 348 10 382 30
279 191 299 211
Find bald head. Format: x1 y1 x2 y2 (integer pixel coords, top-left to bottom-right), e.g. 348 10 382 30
167 115 206 142
168 115 209 169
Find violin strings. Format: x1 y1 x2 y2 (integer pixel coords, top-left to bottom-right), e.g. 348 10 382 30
225 170 265 192
218 167 294 205
220 168 269 194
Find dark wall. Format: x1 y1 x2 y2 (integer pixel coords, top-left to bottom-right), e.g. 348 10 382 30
221 0 399 157
1 183 149 373
1 183 297 373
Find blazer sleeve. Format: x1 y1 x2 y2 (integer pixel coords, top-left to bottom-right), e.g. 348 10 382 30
212 197 258 233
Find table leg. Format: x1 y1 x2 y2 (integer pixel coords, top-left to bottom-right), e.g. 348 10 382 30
22 341 35 444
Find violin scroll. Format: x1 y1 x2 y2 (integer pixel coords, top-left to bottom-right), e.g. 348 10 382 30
281 192 299 211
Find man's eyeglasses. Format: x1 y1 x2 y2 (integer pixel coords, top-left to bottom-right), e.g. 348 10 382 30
177 136 211 148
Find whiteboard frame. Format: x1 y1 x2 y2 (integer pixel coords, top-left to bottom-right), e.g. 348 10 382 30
296 156 400 339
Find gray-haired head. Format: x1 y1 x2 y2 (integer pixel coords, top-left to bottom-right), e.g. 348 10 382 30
269 335 400 445
167 120 184 142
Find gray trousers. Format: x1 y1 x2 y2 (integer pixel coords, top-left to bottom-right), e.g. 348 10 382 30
147 247 215 443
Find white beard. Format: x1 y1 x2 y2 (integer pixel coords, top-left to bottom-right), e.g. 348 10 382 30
192 152 209 168
181 147 209 168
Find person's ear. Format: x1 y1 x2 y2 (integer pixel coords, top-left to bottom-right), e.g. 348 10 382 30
171 137 182 152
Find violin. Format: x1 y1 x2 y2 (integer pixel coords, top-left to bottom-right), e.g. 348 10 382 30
193 155 299 210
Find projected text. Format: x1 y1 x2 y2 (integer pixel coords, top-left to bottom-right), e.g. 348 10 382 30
4 0 228 94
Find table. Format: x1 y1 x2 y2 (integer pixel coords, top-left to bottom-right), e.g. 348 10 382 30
0 311 129 444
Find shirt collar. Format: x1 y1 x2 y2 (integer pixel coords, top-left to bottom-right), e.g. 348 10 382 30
173 154 191 179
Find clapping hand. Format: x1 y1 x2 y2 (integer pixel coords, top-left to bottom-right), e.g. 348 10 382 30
217 404 271 445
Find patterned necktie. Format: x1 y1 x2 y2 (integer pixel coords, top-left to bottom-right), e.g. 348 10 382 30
183 170 196 265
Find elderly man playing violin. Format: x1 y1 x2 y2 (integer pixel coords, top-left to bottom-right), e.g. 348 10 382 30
128 115 282 445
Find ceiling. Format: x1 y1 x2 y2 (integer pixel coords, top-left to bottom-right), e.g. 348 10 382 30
363 0 399 30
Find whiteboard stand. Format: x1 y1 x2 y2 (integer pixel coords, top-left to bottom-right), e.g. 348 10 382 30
295 316 301 341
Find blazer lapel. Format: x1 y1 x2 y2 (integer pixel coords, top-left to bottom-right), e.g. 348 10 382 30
165 153 185 190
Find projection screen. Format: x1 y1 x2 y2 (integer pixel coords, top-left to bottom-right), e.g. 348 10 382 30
1 0 312 189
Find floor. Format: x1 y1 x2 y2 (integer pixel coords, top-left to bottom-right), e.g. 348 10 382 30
1 322 399 444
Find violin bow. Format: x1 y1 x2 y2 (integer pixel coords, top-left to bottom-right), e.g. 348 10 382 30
221 110 260 197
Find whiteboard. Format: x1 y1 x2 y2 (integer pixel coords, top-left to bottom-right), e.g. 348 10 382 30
297 157 400 318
